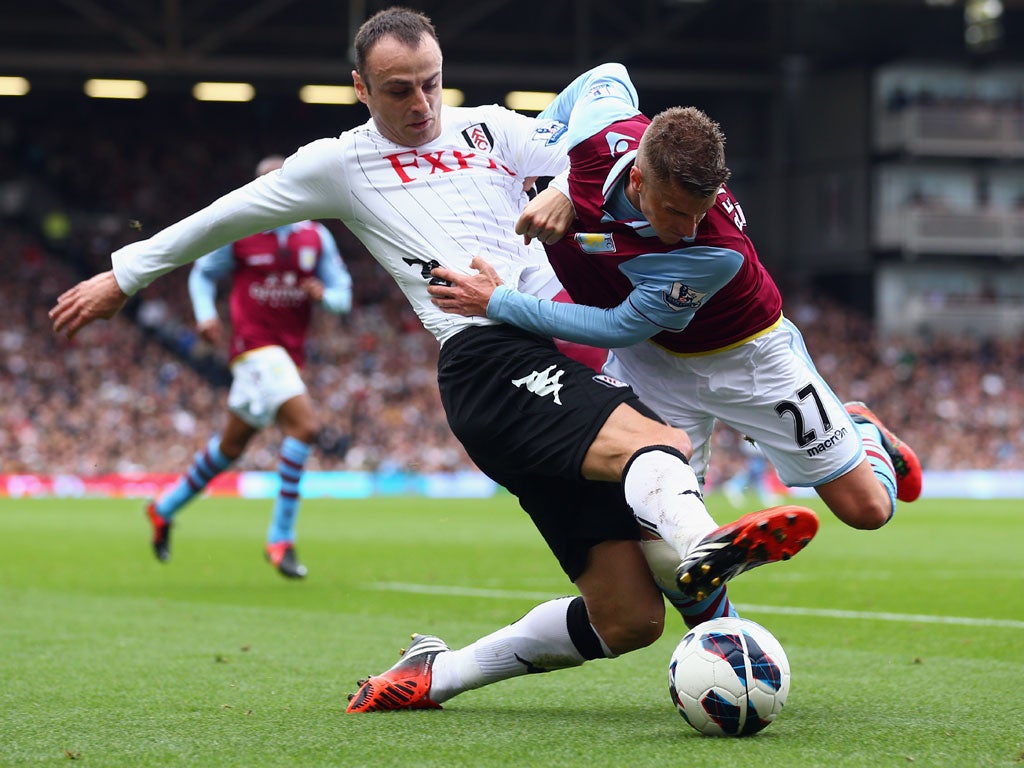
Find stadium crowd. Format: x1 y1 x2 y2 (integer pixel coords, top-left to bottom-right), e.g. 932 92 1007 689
5 216 1022 481
2 97 1021 483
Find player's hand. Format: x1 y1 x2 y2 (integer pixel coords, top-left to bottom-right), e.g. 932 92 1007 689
49 270 129 339
428 256 502 317
300 277 325 302
196 318 223 346
515 186 575 245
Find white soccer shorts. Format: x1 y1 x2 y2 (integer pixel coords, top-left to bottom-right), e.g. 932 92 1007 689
227 345 307 429
604 318 864 489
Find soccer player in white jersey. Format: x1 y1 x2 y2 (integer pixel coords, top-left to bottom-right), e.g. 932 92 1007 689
50 8 818 713
146 157 352 579
429 62 923 535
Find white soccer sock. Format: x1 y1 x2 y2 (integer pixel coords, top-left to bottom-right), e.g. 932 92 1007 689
623 447 718 561
428 596 609 703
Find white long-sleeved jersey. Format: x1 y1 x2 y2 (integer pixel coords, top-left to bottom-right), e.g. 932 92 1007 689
112 105 570 345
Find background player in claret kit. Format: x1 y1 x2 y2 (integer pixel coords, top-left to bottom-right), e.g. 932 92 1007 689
50 8 818 714
722 437 783 509
145 155 353 579
429 62 923 536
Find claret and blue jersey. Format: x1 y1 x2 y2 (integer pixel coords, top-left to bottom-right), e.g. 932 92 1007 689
189 221 352 367
487 62 783 354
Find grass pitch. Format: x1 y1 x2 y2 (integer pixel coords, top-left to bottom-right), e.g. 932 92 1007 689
1 493 1022 767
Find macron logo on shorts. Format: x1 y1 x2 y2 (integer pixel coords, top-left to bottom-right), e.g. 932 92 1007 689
512 365 564 405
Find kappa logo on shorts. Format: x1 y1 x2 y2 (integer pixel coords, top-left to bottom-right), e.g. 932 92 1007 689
511 365 564 406
592 374 628 389
805 426 849 457
462 123 494 152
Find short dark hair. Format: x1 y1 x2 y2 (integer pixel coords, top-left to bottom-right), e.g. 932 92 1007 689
639 106 731 198
353 7 439 80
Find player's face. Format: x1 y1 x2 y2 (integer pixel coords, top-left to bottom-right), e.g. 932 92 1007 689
353 34 444 147
629 165 718 245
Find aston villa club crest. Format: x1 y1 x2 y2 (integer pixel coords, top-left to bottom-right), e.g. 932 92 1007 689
574 232 616 253
462 123 494 151
664 282 707 311
297 246 317 272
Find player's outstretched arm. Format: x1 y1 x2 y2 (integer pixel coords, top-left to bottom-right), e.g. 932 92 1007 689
49 271 129 339
429 256 502 317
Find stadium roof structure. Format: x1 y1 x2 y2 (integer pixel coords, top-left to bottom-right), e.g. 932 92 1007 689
1 0 1022 99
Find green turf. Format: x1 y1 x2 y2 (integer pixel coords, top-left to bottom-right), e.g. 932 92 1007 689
1 494 1021 767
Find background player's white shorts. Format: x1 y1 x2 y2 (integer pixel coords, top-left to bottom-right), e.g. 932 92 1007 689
604 318 865 489
227 345 307 429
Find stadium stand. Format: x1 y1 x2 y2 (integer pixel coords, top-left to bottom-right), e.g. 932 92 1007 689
2 97 1022 480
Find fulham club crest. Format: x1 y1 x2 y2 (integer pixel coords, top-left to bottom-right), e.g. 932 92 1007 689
462 123 494 152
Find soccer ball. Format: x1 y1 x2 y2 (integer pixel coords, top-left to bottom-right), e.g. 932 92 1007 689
668 617 790 736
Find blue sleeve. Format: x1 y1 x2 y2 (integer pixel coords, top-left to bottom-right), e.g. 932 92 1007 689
488 286 658 347
487 245 744 346
538 63 641 150
313 223 352 314
188 244 234 323
620 247 744 331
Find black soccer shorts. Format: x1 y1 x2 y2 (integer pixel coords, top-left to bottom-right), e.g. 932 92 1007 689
437 324 656 580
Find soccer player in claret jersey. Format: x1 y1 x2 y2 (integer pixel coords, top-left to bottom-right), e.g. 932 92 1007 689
429 63 922 536
51 9 818 713
146 156 353 578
